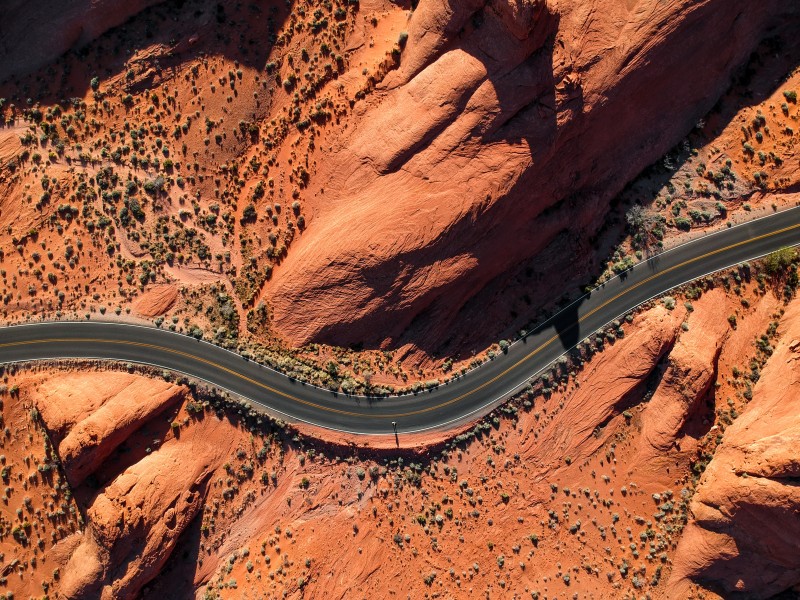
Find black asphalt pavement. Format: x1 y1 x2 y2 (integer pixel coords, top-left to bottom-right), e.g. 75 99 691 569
2 207 800 435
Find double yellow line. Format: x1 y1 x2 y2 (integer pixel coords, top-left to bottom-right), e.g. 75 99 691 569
2 220 799 422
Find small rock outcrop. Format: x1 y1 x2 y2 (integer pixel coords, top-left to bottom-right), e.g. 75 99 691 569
133 284 179 318
30 373 186 486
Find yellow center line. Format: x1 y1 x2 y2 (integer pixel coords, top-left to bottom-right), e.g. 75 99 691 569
2 221 799 421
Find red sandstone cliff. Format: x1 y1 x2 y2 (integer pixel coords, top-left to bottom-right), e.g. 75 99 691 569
265 0 800 350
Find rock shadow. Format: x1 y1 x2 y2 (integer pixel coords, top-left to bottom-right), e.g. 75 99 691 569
0 0 292 105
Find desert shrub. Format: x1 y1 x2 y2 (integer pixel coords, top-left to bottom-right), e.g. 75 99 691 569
143 176 166 196
239 204 257 225
762 247 797 276
674 217 691 231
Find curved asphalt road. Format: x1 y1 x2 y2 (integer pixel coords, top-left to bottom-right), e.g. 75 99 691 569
2 207 800 435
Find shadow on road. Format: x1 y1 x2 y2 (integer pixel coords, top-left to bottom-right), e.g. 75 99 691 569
551 298 582 351
527 294 586 352
546 252 662 350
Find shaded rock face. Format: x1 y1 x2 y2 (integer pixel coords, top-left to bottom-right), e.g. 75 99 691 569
0 0 165 83
667 301 800 599
267 0 800 352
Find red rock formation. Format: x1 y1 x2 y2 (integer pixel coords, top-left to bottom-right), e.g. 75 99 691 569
637 289 729 458
24 372 233 600
0 0 165 83
59 417 234 599
266 0 800 351
667 301 800 598
29 373 186 486
519 305 682 467
23 373 205 599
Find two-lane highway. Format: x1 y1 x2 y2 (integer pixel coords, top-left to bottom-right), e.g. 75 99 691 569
2 206 800 435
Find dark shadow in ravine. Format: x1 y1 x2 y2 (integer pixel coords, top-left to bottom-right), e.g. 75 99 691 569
0 0 292 108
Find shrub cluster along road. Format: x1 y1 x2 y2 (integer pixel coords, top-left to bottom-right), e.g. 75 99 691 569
2 207 800 435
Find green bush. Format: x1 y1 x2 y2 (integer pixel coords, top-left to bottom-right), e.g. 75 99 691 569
674 217 691 231
241 204 257 223
762 247 797 276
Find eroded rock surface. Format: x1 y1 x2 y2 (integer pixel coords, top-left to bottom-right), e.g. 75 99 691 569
266 0 800 350
59 417 234 599
133 284 179 318
520 305 682 467
667 301 800 598
638 289 729 458
30 373 186 486
25 372 225 600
